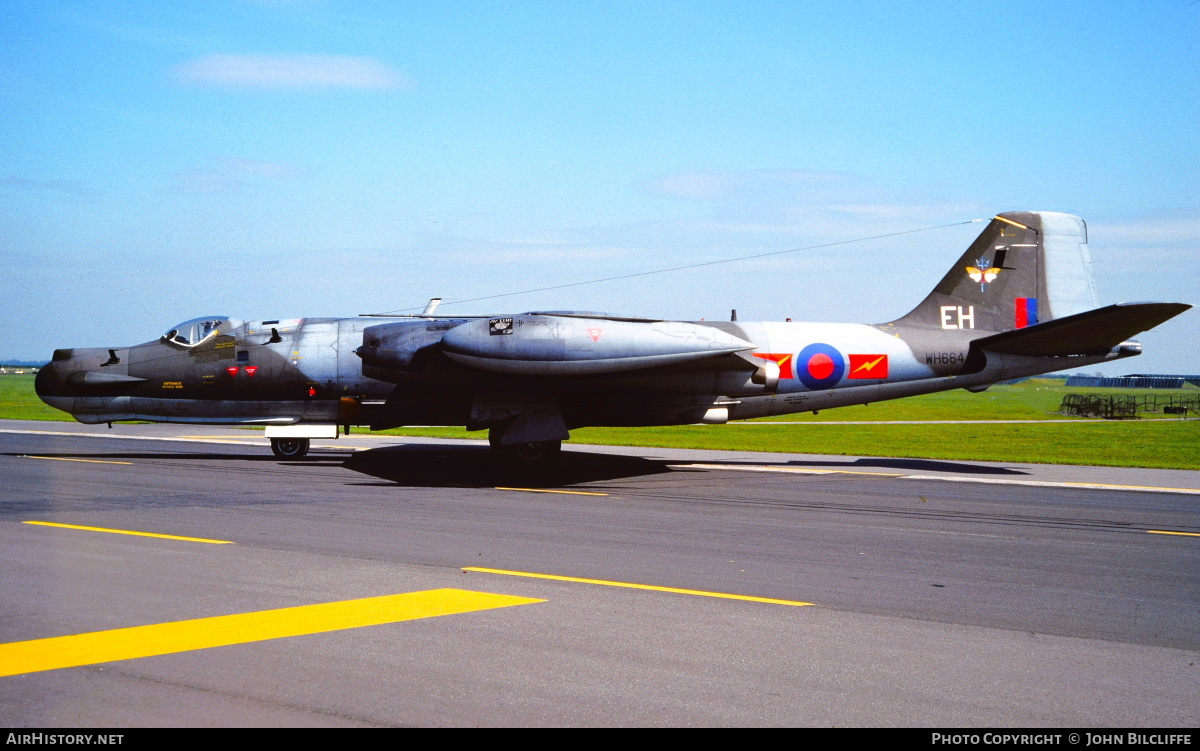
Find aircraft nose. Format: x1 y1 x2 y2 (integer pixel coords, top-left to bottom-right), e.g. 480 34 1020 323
34 347 103 395
34 352 75 415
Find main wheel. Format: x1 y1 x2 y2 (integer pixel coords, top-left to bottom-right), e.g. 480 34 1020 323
487 425 562 465
271 437 310 459
507 439 562 462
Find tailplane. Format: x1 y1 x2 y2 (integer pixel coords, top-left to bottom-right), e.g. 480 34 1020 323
969 302 1190 357
891 211 1098 332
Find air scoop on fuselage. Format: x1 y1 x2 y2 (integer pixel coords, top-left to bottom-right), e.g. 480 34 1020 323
440 314 754 376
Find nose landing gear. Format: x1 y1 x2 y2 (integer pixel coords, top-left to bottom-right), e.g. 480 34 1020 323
270 437 310 459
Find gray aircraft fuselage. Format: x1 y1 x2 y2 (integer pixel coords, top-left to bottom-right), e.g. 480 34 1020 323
34 212 1190 460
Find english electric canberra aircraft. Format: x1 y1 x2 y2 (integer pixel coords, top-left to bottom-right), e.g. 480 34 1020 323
36 212 1189 462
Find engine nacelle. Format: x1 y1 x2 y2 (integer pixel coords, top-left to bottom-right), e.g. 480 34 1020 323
356 319 464 373
440 314 754 376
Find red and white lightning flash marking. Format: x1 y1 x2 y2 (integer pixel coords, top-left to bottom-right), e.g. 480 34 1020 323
848 354 888 379
753 353 794 379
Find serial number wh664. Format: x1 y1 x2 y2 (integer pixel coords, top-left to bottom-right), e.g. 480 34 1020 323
926 352 967 366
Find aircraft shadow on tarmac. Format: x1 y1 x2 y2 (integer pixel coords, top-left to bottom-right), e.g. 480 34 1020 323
778 457 1030 475
6 447 1029 486
6 445 684 488
342 444 673 488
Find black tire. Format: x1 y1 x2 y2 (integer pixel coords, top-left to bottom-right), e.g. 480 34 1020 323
506 439 562 462
271 437 310 459
488 425 562 465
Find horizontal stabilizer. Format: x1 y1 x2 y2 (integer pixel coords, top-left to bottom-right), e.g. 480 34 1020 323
971 302 1190 357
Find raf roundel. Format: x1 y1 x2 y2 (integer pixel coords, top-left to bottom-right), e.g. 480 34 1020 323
795 343 846 390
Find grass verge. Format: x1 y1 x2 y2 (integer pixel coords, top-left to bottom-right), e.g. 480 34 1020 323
4 375 1196 469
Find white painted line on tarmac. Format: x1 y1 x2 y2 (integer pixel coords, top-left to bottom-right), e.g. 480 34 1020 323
671 463 902 477
672 463 1200 495
0 428 362 450
732 419 1134 425
0 428 261 446
900 475 1200 495
7 428 1198 494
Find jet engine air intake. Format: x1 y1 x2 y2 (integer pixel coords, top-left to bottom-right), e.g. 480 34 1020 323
751 359 780 391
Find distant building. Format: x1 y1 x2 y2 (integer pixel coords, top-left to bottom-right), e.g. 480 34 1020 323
1065 373 1200 389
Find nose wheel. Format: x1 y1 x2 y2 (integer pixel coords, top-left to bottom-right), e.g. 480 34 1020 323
270 437 310 459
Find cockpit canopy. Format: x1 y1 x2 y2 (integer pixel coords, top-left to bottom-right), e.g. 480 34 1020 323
161 316 233 347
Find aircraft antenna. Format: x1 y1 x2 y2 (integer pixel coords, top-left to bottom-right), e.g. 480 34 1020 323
362 218 984 316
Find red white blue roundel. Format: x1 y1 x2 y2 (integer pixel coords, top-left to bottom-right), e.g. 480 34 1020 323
796 343 845 390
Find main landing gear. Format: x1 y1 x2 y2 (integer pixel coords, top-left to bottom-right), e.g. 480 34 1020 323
270 437 310 459
488 425 562 465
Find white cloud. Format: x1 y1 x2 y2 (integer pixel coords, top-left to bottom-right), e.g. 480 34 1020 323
222 157 304 180
0 176 93 195
173 54 410 90
1091 213 1200 249
171 157 305 193
645 172 727 200
645 169 855 201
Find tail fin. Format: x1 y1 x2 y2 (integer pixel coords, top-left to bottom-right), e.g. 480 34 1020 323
890 211 1098 332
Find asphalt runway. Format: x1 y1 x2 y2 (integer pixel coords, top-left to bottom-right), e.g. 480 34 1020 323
1 420 1197 727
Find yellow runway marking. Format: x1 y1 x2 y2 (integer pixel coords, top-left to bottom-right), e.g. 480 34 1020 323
0 589 543 678
23 456 132 466
495 487 609 496
1147 530 1200 538
22 521 234 545
465 567 812 607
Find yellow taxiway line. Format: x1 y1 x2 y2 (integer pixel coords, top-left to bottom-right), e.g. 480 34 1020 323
495 487 609 496
22 521 234 545
464 567 812 607
0 588 543 678
1147 530 1200 538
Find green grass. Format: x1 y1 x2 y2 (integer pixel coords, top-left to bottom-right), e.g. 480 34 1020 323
0 375 63 421
752 377 1197 422
366 422 1198 470
4 374 1196 469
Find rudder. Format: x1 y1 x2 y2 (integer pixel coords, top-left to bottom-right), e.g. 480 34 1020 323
889 211 1098 332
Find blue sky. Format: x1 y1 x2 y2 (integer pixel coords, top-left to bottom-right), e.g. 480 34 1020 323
2 0 1196 373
